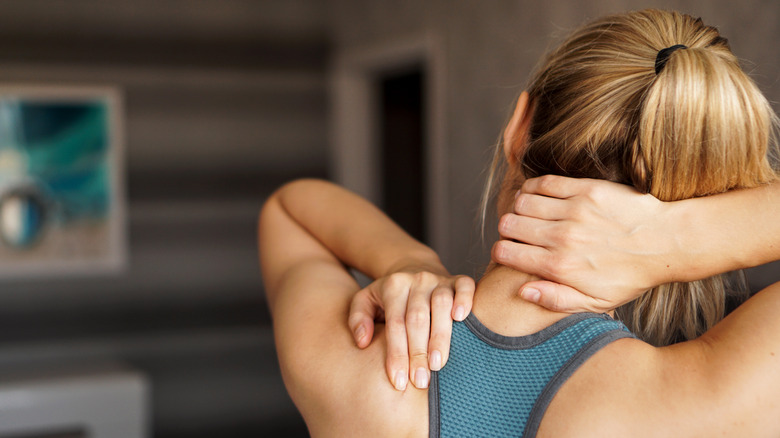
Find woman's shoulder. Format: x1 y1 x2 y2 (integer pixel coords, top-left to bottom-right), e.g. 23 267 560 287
271 265 428 437
536 336 661 437
537 333 745 438
289 326 430 438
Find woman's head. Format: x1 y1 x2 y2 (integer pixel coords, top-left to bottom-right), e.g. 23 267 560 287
486 9 778 346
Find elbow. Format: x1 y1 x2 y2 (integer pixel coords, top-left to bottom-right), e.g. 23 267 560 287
258 178 323 242
258 188 280 240
258 190 290 309
257 178 333 306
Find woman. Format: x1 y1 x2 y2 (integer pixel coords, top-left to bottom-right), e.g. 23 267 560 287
260 10 780 437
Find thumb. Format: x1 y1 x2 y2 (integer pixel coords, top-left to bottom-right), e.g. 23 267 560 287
518 281 605 313
348 288 379 348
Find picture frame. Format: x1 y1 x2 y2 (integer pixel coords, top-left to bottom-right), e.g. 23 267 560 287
0 85 126 277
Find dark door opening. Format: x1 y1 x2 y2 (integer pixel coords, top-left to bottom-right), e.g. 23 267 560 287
379 68 427 244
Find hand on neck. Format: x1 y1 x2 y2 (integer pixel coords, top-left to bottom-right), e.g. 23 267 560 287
471 263 577 336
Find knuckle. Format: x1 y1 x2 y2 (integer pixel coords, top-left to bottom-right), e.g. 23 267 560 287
384 273 409 290
428 332 450 347
347 312 365 328
514 193 529 214
456 275 476 290
527 222 543 242
414 271 436 285
538 175 558 192
386 316 407 334
348 298 365 315
383 286 404 302
555 223 579 245
521 177 537 193
382 275 399 290
498 213 514 235
431 289 454 307
550 255 578 280
551 293 567 312
544 256 566 279
410 351 429 362
406 308 430 328
583 184 601 202
492 240 510 262
387 352 408 363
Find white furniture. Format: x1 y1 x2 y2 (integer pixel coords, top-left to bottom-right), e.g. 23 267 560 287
0 362 148 438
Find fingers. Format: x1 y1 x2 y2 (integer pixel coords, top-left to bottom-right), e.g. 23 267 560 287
518 280 607 313
451 276 475 321
348 288 378 349
429 286 454 372
355 271 475 390
521 175 590 199
492 240 560 280
383 283 411 391
513 192 570 220
406 289 432 389
498 214 556 246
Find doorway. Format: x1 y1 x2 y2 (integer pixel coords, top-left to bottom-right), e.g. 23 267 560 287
379 68 426 243
330 35 449 261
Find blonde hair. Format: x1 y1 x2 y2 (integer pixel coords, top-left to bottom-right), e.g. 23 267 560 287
484 9 779 346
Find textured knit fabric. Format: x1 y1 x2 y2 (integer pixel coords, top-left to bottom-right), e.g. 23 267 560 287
429 312 634 438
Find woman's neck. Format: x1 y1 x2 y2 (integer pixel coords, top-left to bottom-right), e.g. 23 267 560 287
471 263 577 336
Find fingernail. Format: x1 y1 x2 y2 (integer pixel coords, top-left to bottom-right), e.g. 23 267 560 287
394 370 407 391
514 189 522 199
454 306 466 321
354 325 366 343
430 350 442 371
522 288 541 303
414 367 429 389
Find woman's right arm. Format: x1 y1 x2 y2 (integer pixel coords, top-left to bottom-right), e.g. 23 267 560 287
492 176 780 312
261 179 463 391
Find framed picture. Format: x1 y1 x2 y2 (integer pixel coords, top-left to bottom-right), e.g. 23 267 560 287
0 85 126 277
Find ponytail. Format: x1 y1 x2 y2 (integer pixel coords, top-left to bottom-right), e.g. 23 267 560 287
482 9 778 346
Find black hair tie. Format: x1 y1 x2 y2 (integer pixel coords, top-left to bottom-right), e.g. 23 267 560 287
654 44 687 75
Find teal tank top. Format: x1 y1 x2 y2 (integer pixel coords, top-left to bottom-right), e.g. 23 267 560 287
429 312 635 437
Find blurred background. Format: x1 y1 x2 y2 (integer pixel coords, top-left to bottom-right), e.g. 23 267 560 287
0 1 776 437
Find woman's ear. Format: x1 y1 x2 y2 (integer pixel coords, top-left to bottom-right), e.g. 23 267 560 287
503 91 533 164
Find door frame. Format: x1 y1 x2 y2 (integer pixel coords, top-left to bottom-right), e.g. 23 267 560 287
330 33 449 258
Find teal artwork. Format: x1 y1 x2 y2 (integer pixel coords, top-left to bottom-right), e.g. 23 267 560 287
0 87 125 275
0 191 45 247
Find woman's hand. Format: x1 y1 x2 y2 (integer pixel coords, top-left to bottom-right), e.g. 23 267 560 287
348 269 475 390
492 175 673 313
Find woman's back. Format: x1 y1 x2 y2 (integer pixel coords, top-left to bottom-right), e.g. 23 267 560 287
278 260 780 437
428 267 650 437
431 312 632 437
275 265 648 437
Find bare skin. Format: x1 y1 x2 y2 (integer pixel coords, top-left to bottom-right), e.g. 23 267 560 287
261 178 780 437
349 265 474 389
260 179 432 437
356 176 780 386
494 175 780 313
261 94 780 436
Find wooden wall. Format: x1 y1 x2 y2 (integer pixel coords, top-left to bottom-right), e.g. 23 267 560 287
0 1 777 437
0 1 327 436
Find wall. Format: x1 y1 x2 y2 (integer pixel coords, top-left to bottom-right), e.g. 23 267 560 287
0 1 777 436
330 0 780 285
0 1 327 436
